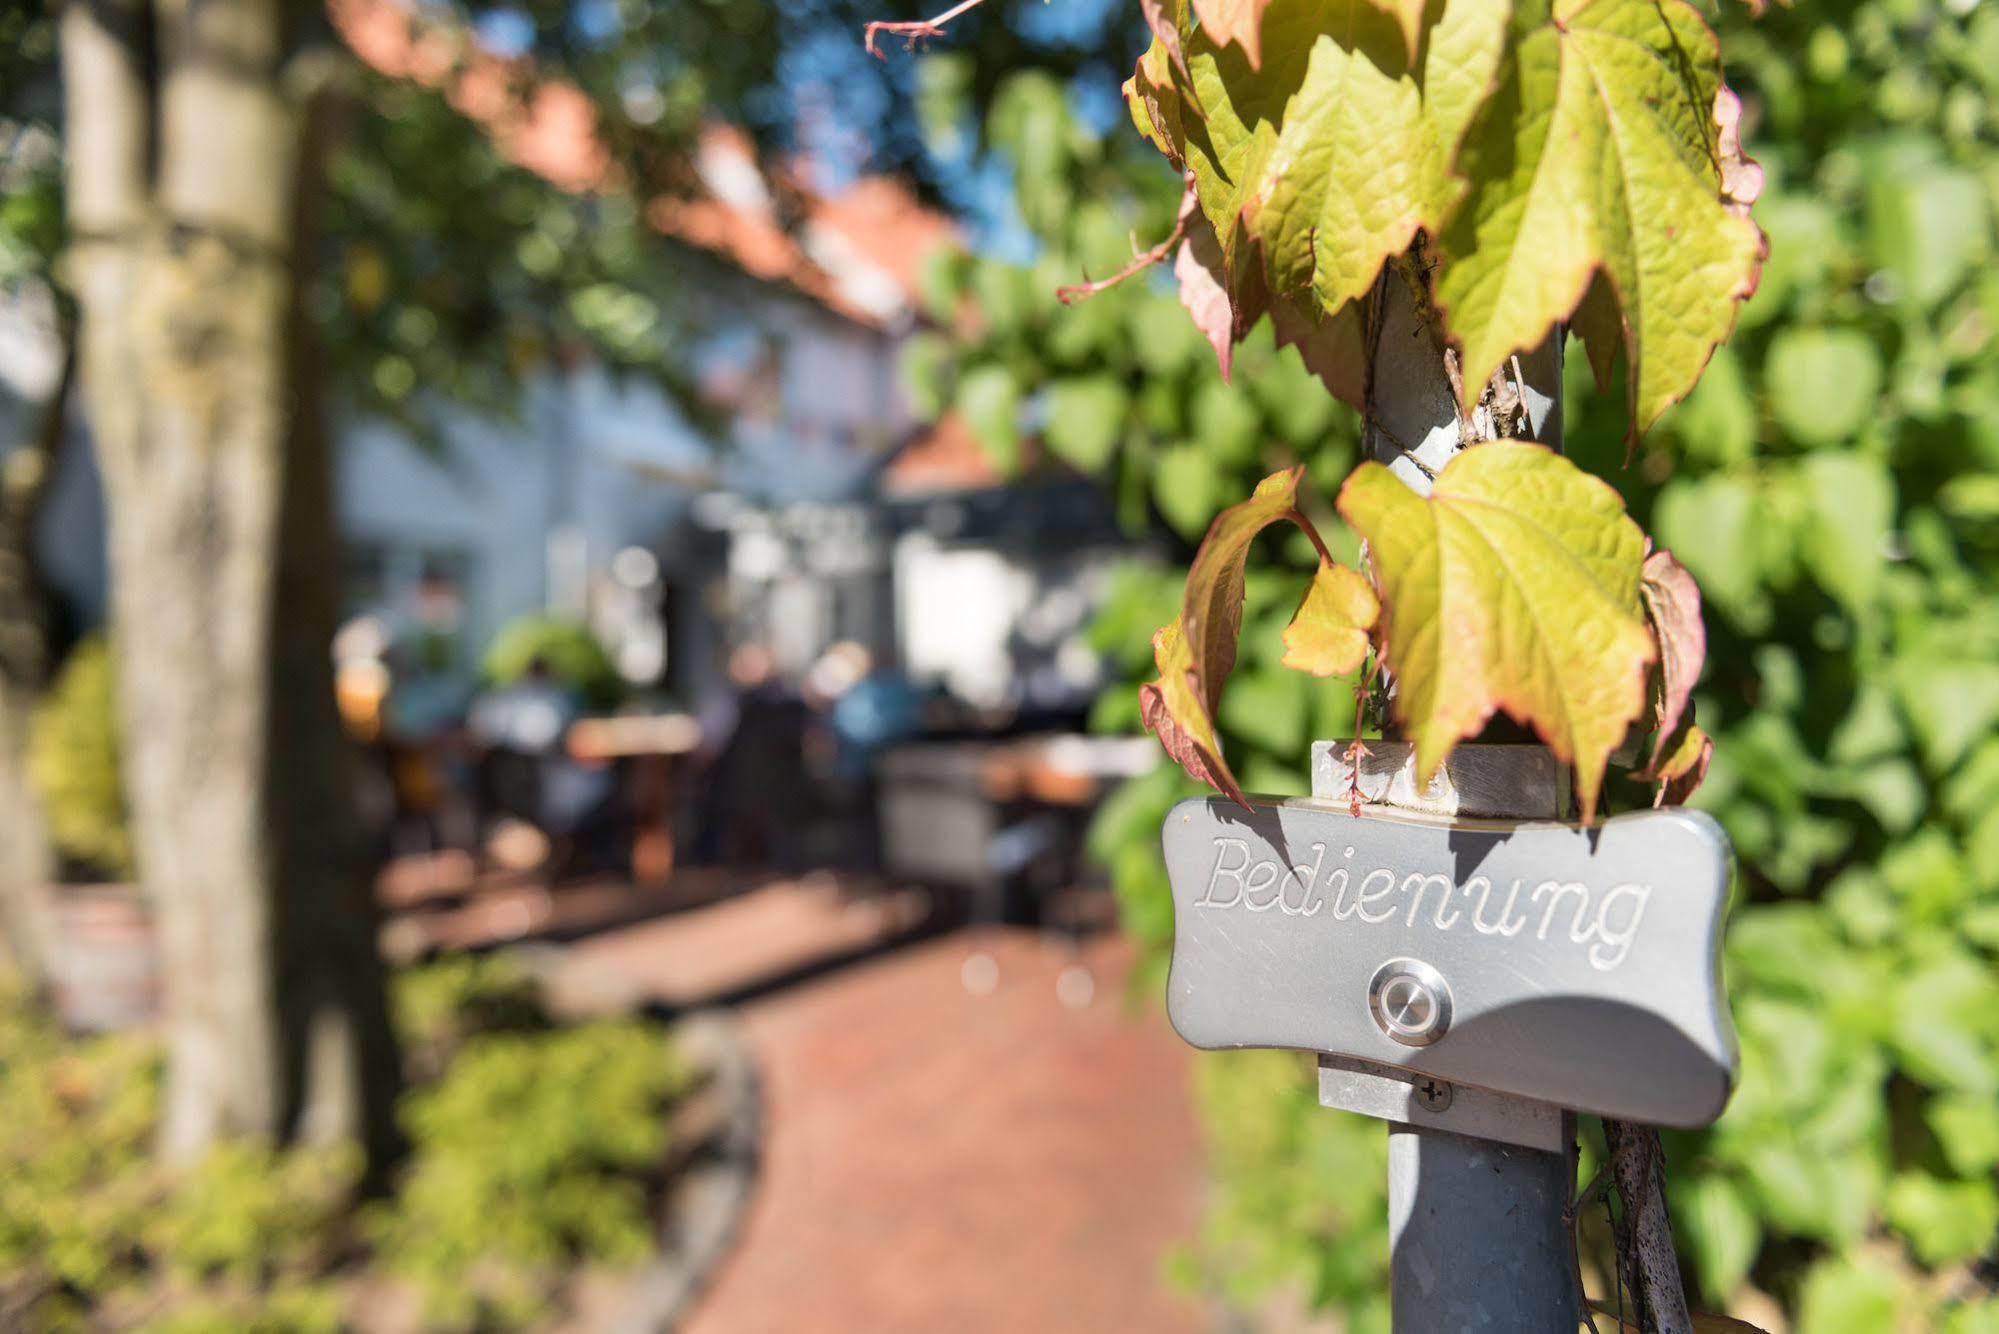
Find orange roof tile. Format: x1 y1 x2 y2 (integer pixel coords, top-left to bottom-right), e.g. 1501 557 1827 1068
329 0 957 328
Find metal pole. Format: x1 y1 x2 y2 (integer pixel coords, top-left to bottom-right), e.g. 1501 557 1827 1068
1387 1122 1577 1330
1352 270 1576 1332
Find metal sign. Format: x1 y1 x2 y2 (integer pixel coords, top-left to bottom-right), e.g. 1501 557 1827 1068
1161 796 1737 1128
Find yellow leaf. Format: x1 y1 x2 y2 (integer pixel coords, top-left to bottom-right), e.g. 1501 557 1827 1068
1281 562 1378 676
1141 467 1319 806
1337 443 1654 820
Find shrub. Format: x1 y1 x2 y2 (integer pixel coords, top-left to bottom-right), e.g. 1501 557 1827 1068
27 636 132 879
480 615 622 711
0 955 690 1330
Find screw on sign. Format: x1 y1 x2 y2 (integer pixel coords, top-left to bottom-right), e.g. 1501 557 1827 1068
1159 743 1738 1333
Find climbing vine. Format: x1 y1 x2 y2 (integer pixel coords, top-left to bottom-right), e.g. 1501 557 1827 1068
886 0 1999 1324
882 0 1764 813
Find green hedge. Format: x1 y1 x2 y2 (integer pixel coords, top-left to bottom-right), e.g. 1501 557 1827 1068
903 0 1999 1325
27 637 132 879
0 953 688 1330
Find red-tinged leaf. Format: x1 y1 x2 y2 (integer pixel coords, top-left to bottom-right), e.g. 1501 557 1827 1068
1639 547 1706 771
1646 718 1714 805
1281 562 1378 676
1182 466 1305 706
1268 291 1367 412
1189 0 1268 68
1139 618 1238 800
1337 443 1654 821
1125 37 1187 169
1139 0 1192 83
1175 191 1250 380
1141 467 1315 807
1714 86 1765 225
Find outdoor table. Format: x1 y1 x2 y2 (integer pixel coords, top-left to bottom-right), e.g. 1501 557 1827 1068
566 712 702 883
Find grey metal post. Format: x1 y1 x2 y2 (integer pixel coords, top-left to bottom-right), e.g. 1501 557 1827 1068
1353 271 1575 1332
1310 745 1580 1332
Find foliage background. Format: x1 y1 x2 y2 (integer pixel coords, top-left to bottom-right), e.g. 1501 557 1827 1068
907 1 1999 1328
0 952 686 1331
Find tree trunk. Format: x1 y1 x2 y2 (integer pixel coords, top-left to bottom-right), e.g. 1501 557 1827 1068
0 327 69 991
61 0 400 1168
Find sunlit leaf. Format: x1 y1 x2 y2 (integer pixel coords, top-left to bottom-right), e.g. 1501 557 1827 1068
1190 0 1270 69
1140 467 1311 804
1433 0 1764 431
1280 562 1377 677
1337 443 1654 819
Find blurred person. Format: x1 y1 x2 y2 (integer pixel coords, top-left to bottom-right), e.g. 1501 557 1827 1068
826 648 921 871
469 655 618 876
692 640 809 871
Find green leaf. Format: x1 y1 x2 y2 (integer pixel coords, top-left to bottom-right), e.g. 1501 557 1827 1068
1249 4 1483 317
1676 1173 1761 1305
1280 563 1377 677
1044 375 1130 474
1152 0 1505 315
1885 1172 1999 1267
1154 443 1226 540
1336 443 1654 819
1893 660 1999 774
1767 329 1883 447
1795 1257 1917 1334
1189 378 1265 465
1654 475 1773 631
1219 666 1310 758
1925 1092 1999 1178
899 332 955 421
1434 0 1764 431
955 364 1022 473
1867 165 1989 311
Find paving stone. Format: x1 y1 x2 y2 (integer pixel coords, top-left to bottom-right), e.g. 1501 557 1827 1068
568 896 1206 1334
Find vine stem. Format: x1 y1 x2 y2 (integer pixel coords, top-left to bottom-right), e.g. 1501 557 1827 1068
863 0 989 58
1054 213 1188 304
1281 506 1336 568
1603 1119 1694 1334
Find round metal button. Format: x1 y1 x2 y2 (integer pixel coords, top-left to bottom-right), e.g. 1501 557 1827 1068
1368 958 1452 1047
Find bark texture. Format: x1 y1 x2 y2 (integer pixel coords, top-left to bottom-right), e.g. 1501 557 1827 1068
61 0 399 1166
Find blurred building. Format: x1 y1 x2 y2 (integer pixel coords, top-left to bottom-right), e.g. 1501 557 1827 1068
1 118 1136 724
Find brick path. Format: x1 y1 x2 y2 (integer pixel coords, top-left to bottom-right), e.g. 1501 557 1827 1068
567 888 1207 1334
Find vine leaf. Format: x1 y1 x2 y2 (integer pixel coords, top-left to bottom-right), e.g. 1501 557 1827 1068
1176 202 1370 407
1242 0 1509 317
1433 0 1765 432
1190 0 1270 68
1365 0 1428 63
1131 0 1508 382
1646 717 1714 805
1139 618 1231 795
1175 190 1244 379
1337 443 1655 820
1139 466 1311 806
1282 562 1378 677
1638 547 1706 771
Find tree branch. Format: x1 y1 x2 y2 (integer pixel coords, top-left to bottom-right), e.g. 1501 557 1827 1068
864 0 991 58
1055 213 1188 304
